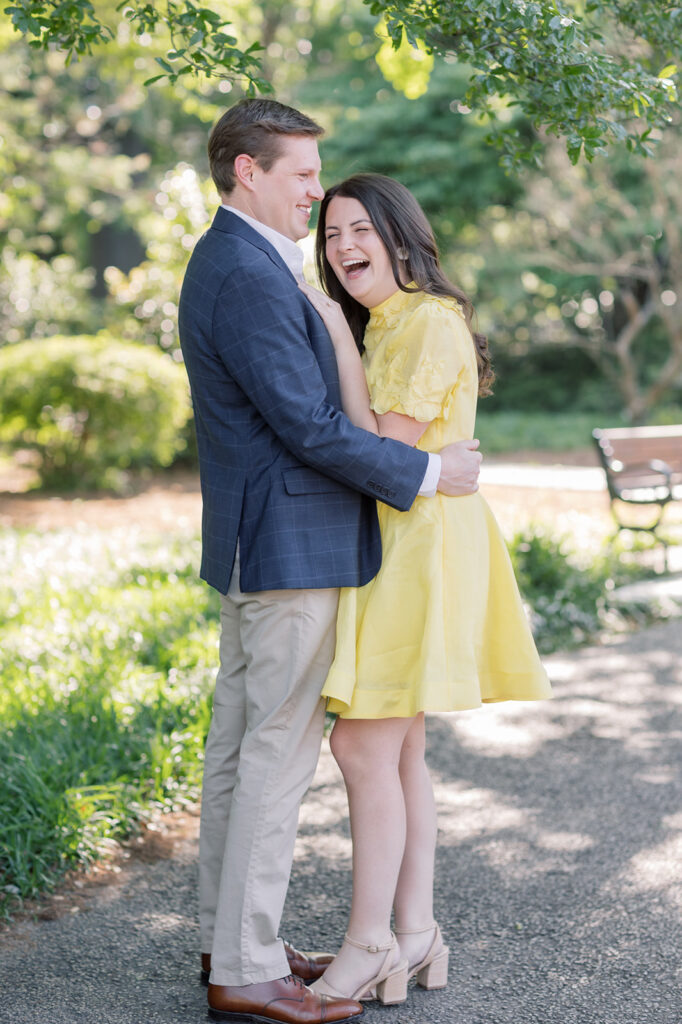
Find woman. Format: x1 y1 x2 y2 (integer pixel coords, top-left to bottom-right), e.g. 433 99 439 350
299 174 552 1004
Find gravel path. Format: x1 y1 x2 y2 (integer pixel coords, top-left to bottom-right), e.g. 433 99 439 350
2 619 681 1024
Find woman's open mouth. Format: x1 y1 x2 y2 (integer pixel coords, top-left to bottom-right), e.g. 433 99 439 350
342 258 370 280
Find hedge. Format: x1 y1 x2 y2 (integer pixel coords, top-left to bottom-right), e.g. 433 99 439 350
0 335 192 490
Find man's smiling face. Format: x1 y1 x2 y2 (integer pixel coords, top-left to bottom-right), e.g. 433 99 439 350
248 135 324 242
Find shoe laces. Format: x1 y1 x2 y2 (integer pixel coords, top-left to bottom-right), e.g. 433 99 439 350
283 974 306 992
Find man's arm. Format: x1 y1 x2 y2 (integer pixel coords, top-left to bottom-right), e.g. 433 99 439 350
204 257 428 509
298 280 481 498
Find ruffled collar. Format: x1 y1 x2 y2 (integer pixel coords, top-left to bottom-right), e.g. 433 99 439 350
368 285 421 332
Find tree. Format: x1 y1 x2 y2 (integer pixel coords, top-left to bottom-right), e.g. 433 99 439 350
302 55 523 236
6 0 679 165
3 0 680 424
531 140 682 421
371 0 680 165
468 133 682 422
0 10 215 346
3 0 268 89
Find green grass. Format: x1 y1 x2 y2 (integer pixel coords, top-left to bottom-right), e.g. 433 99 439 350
475 407 682 455
475 410 617 454
0 527 219 919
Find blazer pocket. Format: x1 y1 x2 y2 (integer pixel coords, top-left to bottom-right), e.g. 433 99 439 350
282 467 348 495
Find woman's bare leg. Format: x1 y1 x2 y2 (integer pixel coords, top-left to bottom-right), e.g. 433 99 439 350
319 714 415 993
392 713 443 967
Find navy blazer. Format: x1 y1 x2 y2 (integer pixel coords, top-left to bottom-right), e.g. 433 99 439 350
178 208 428 593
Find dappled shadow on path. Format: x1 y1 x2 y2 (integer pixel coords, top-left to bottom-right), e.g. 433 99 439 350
289 622 682 1024
0 812 205 1024
1 623 679 1024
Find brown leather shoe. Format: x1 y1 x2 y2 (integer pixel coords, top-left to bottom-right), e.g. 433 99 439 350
201 943 334 986
283 941 335 982
207 975 363 1023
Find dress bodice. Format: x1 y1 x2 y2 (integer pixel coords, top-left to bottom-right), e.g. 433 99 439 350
361 288 479 452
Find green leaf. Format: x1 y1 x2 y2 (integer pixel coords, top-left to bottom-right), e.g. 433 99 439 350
567 139 583 164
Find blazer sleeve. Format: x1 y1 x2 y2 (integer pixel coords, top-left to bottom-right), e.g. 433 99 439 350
211 257 428 511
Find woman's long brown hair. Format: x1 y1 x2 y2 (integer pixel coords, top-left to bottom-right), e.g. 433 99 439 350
315 173 494 397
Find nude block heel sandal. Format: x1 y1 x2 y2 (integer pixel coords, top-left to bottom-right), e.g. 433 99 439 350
344 933 408 1005
395 922 450 990
313 933 408 1005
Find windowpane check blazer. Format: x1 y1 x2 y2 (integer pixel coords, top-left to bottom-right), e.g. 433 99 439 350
178 207 428 593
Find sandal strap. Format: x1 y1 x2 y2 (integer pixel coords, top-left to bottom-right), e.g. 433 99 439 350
394 921 438 936
395 923 443 974
344 931 396 953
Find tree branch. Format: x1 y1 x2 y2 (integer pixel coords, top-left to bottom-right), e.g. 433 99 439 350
521 251 655 283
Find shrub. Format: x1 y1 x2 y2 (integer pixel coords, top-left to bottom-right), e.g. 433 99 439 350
0 249 100 345
508 526 651 652
0 335 192 490
0 527 219 919
484 344 616 415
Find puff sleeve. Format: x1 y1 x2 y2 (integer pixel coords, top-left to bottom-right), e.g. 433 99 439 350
366 298 472 422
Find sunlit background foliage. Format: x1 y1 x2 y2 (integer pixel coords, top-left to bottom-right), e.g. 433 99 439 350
1 0 681 447
0 527 218 917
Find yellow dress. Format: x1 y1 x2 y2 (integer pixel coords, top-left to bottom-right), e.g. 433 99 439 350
322 288 552 718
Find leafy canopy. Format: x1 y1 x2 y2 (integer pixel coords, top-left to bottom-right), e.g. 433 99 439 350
4 0 269 90
5 0 679 164
370 0 679 165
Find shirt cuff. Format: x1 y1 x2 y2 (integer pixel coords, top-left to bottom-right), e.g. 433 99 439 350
418 453 441 497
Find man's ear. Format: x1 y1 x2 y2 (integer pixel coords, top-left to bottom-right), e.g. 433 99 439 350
234 153 257 191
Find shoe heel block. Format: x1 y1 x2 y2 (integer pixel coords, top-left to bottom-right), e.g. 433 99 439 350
416 947 449 990
375 961 408 1005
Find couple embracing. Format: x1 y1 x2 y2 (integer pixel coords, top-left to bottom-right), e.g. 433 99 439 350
178 98 551 1024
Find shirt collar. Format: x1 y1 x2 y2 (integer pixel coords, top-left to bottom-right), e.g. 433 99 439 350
222 205 304 281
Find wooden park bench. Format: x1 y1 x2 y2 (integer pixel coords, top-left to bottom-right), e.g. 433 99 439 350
592 424 682 570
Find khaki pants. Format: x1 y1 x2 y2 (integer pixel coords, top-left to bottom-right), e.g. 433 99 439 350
199 550 339 985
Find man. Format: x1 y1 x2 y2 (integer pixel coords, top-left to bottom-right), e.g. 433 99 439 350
178 98 481 1024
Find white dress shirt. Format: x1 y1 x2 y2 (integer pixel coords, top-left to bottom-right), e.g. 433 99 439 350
222 205 441 496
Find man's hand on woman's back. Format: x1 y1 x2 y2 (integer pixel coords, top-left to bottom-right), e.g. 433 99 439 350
437 439 482 495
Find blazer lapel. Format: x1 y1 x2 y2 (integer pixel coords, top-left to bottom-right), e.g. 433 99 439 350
210 207 296 282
